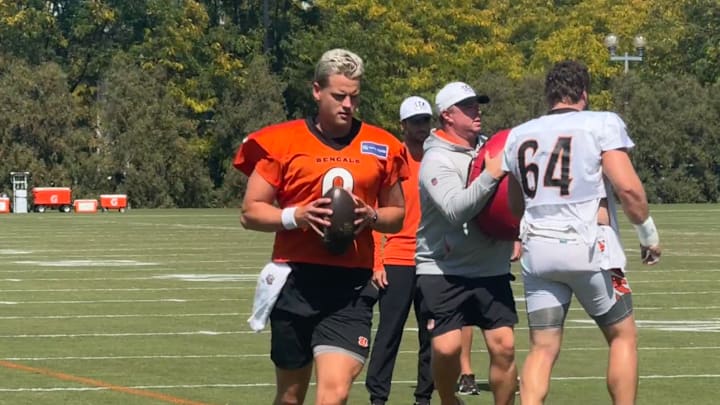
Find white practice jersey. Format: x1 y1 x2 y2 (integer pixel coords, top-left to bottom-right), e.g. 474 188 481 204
502 110 634 243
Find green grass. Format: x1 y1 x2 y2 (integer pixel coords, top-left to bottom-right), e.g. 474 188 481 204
0 205 716 404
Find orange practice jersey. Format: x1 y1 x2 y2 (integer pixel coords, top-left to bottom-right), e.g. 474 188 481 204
234 118 408 269
373 147 420 270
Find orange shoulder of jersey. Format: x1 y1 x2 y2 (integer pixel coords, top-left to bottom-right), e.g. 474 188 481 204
233 120 306 180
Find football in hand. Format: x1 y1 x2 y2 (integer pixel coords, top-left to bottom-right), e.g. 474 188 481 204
321 186 357 255
469 129 520 241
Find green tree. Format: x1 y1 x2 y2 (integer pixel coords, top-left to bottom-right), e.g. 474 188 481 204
474 72 546 135
678 0 720 85
210 54 287 206
98 55 212 207
2 0 720 206
281 0 526 131
0 1 64 64
616 73 720 203
0 58 90 189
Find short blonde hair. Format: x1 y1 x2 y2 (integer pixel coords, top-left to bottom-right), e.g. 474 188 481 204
314 48 364 88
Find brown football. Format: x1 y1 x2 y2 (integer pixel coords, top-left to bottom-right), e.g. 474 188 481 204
322 186 357 255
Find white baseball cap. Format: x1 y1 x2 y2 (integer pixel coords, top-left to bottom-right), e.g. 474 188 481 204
399 96 433 121
435 82 490 114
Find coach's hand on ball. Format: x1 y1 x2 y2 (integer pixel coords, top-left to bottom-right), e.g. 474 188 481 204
484 152 505 180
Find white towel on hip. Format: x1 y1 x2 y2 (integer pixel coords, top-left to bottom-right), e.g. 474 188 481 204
247 262 292 332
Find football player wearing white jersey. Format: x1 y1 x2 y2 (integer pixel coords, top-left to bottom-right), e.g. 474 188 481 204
502 60 661 405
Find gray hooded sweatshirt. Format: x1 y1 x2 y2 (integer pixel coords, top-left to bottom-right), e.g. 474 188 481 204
415 129 513 278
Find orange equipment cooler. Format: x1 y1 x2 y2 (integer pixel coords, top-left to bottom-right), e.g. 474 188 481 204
32 187 72 213
0 197 9 213
100 194 128 212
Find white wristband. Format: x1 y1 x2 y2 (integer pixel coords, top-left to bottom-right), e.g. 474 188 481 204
633 216 659 246
281 207 298 230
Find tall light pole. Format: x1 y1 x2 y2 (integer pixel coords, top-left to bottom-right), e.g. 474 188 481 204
604 34 647 74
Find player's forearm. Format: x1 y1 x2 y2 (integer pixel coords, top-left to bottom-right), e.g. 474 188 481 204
508 174 525 219
617 186 660 249
601 150 649 225
616 186 649 225
240 201 284 232
373 206 404 234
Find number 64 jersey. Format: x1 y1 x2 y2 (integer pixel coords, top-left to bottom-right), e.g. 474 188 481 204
502 110 635 243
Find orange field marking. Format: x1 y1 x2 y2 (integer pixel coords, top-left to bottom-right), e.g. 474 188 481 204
0 360 214 405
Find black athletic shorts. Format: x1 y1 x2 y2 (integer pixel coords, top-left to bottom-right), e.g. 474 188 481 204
269 262 378 369
416 273 518 337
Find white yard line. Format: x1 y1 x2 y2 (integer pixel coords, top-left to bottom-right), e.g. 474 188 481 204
0 287 243 292
4 303 720 319
3 246 265 254
4 321 706 338
634 290 720 295
1 374 719 391
4 276 720 283
0 313 241 320
0 331 247 338
0 298 245 305
5 345 720 361
0 267 261 273
0 276 259 281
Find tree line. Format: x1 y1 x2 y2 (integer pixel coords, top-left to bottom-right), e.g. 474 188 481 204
1 0 719 206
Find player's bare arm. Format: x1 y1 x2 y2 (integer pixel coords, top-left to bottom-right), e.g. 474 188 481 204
510 240 522 262
602 149 648 223
506 173 524 262
602 148 661 264
507 174 525 219
241 169 332 233
355 181 405 234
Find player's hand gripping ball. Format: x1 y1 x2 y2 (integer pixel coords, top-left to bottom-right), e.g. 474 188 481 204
468 129 520 241
321 186 357 255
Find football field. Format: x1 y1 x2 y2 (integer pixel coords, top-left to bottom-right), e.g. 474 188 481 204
0 205 716 405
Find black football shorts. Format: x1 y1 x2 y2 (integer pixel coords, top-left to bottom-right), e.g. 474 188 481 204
269 263 377 369
416 273 518 337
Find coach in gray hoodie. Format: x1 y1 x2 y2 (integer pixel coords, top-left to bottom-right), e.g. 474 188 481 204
416 82 518 405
